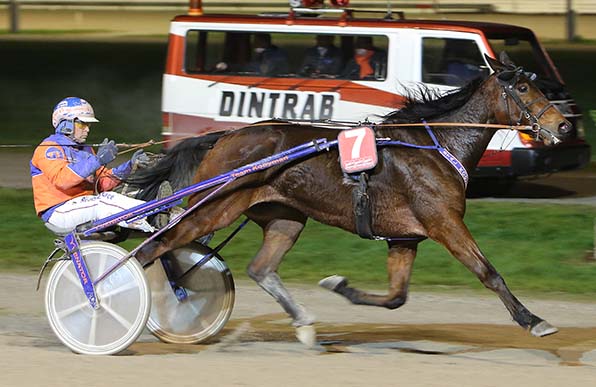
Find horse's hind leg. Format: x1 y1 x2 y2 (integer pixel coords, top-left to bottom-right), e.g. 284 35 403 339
320 240 418 309
432 216 557 337
245 207 315 346
136 192 253 265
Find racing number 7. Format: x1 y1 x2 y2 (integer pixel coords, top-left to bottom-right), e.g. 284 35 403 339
345 128 367 158
338 127 378 174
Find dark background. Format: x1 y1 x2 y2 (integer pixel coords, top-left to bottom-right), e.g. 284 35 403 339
0 40 167 144
0 39 594 162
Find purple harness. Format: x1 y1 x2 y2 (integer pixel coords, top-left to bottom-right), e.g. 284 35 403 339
376 120 469 188
87 123 467 246
60 126 468 306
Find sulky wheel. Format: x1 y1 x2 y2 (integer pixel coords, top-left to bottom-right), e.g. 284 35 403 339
145 242 235 344
45 241 150 355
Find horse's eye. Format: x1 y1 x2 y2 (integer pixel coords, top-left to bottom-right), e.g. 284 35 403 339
517 84 529 93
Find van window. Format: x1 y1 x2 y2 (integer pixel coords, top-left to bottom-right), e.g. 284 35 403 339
422 38 487 86
184 30 389 81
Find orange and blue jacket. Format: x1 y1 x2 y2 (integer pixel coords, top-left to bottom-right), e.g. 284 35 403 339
30 134 132 221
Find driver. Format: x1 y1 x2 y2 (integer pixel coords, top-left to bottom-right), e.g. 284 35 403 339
30 96 158 233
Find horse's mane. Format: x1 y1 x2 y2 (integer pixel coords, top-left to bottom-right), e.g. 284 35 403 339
384 78 483 123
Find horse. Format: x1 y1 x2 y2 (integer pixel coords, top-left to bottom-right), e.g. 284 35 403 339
129 53 571 346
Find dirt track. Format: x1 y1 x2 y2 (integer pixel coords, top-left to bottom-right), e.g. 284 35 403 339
1 272 596 387
2 152 596 385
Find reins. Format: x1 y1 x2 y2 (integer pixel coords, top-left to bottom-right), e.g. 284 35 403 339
0 122 534 153
249 119 535 131
0 134 199 155
115 134 199 155
0 116 546 155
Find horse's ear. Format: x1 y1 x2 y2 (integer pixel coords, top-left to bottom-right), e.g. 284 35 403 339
484 54 505 73
498 51 516 68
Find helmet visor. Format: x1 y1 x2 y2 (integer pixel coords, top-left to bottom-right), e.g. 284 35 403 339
76 115 99 123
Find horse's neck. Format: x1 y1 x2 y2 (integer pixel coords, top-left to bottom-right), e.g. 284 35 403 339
434 84 500 170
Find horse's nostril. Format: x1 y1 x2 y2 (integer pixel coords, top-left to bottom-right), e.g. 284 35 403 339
558 122 572 134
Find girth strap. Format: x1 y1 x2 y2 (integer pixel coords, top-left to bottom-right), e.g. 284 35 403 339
349 173 428 242
351 172 375 240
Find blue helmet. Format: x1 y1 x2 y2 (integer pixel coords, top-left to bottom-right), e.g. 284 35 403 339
52 97 99 135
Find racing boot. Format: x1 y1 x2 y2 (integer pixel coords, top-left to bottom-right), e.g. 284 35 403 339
153 181 173 229
153 181 186 229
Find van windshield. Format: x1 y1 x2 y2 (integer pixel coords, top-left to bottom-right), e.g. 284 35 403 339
487 33 559 83
422 34 561 88
185 31 389 81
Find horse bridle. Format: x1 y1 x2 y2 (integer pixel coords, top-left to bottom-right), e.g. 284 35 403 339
497 67 561 145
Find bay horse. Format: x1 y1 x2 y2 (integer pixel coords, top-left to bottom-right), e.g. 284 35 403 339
130 53 571 346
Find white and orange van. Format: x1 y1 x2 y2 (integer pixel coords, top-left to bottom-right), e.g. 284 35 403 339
161 2 590 179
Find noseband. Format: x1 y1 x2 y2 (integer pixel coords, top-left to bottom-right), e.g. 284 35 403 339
497 68 561 144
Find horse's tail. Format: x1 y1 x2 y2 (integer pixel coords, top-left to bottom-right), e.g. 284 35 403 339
127 132 225 200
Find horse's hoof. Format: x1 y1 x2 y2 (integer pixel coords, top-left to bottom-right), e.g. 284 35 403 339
319 275 347 291
530 320 558 337
295 325 317 348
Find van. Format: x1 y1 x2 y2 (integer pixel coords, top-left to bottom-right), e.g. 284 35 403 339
162 3 590 179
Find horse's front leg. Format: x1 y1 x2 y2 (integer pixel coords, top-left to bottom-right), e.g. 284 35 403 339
320 240 419 309
245 216 316 346
431 214 557 337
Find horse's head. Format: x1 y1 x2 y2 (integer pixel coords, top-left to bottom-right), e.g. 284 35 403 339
485 52 571 145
